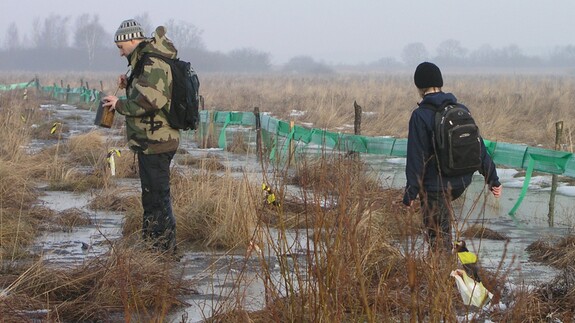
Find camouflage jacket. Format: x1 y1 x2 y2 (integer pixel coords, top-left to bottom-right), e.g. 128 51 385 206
115 26 179 154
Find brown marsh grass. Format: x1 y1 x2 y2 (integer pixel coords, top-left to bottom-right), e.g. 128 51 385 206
175 153 226 171
169 168 257 249
0 91 47 259
2 72 575 320
121 167 259 250
88 186 141 213
527 235 575 269
208 152 575 321
222 153 470 321
0 240 193 322
200 73 575 149
7 71 575 148
31 130 132 191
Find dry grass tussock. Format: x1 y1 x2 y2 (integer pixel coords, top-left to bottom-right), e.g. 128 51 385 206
121 167 258 250
170 169 258 249
0 240 194 322
175 152 226 171
88 186 141 212
32 130 133 191
527 234 575 269
461 224 510 241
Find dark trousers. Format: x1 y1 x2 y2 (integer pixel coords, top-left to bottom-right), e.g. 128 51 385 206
138 151 176 252
420 187 465 252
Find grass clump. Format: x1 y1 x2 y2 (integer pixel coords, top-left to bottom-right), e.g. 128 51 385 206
0 241 194 321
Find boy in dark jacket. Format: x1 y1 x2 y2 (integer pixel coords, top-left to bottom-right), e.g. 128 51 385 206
402 62 502 252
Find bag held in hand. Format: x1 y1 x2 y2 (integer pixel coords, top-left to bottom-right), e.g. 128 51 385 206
94 98 115 128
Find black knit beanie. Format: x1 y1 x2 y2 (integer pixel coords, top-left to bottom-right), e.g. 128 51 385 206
414 62 443 89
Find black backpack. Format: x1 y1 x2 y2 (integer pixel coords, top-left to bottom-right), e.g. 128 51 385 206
131 53 200 131
421 102 482 177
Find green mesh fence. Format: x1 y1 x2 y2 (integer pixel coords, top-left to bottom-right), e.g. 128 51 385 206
3 80 574 215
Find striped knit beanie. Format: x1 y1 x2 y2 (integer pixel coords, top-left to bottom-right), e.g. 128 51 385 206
114 19 146 42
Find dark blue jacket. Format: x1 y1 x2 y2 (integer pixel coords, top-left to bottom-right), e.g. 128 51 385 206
402 92 500 205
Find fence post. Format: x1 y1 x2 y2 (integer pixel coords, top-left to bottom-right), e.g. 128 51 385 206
289 119 295 166
66 84 70 103
548 121 563 227
350 100 363 159
354 100 362 135
254 107 262 162
203 111 215 149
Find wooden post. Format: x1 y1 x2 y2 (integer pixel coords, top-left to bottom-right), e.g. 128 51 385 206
354 100 362 135
350 100 363 159
254 107 262 162
100 81 104 93
289 119 295 166
66 84 70 102
204 110 215 149
548 121 563 227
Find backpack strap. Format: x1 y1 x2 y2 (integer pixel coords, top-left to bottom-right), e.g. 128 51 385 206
417 101 454 167
135 53 174 120
127 53 174 124
127 53 151 89
127 53 172 88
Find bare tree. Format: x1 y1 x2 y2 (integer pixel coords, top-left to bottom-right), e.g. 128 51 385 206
32 14 70 48
228 47 271 72
550 45 575 66
164 19 205 49
401 42 429 67
74 14 108 68
133 13 153 38
3 23 20 50
436 39 468 65
469 44 496 65
283 56 333 74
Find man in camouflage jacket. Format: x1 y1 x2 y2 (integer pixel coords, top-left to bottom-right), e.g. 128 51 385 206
103 19 179 254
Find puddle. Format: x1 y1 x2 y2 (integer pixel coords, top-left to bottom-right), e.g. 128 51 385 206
33 190 124 267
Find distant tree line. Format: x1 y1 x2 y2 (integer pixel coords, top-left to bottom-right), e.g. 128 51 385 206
0 14 272 73
2 14 575 74
369 40 575 70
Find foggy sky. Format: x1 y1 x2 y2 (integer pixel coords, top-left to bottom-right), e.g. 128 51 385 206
2 0 574 65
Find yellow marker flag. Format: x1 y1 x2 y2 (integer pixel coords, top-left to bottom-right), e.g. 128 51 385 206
50 123 60 134
107 149 121 176
262 183 280 206
457 251 478 265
